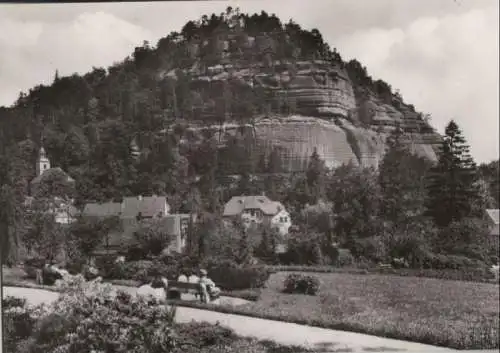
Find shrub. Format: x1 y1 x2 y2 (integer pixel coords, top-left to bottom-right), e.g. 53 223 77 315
335 248 354 267
202 258 271 290
25 278 177 353
3 297 36 352
64 256 88 275
284 232 325 265
3 296 27 309
175 322 236 348
100 259 178 283
283 274 321 295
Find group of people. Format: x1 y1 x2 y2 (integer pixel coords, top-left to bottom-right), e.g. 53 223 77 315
143 268 220 303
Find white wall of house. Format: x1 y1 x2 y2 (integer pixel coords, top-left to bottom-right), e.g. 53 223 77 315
270 209 292 236
163 201 171 216
489 223 499 237
54 210 74 224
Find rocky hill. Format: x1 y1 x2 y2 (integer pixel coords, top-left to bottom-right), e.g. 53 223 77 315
156 11 440 171
0 8 442 202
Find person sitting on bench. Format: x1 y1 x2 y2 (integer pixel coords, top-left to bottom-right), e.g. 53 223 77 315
177 273 188 283
150 270 168 302
187 270 199 284
198 269 221 303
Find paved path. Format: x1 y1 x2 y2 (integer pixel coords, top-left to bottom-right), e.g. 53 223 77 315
0 286 479 353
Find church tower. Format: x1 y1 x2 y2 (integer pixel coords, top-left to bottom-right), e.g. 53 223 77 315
36 147 51 176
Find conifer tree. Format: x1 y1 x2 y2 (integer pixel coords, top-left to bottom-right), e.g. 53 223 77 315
306 148 327 204
379 125 429 225
426 120 480 227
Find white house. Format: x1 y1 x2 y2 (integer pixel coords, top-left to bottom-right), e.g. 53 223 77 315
222 195 292 235
486 209 499 237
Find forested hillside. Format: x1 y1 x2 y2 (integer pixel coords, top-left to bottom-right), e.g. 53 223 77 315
0 7 498 267
0 7 434 205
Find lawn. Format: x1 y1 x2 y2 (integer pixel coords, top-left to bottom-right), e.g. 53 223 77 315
229 272 499 350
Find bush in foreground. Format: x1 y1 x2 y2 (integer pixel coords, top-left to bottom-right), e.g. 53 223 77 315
283 274 320 295
4 280 314 353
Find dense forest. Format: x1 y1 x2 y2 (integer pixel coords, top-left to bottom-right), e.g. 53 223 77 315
0 8 498 268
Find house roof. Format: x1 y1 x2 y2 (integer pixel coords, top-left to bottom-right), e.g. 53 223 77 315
223 195 285 217
121 196 168 218
31 167 75 185
486 209 499 225
82 196 170 219
83 202 122 218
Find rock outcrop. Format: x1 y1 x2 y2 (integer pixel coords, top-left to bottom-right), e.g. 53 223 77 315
178 116 440 172
160 28 441 171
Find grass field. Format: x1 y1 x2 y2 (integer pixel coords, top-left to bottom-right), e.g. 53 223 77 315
230 272 500 350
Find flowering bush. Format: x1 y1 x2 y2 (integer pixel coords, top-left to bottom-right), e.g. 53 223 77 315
3 296 39 352
283 274 321 295
20 277 177 353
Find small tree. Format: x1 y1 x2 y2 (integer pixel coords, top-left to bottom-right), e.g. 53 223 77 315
69 215 120 259
134 218 173 257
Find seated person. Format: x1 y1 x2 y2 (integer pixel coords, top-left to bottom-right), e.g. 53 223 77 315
198 269 221 302
149 271 168 303
177 273 188 282
187 271 199 284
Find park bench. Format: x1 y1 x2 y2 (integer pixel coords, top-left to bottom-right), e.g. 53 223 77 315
377 263 393 271
167 281 220 303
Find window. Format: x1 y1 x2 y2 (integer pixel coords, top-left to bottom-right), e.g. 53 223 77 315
44 164 48 170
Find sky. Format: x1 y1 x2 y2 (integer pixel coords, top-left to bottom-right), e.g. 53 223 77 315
0 0 498 163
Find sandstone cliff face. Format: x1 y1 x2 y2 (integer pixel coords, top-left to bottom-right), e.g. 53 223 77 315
179 115 440 172
164 52 441 171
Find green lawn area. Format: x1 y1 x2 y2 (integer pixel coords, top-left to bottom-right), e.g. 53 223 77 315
229 272 499 350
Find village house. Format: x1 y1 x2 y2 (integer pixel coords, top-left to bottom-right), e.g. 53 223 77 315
486 209 499 237
222 195 292 235
25 147 77 224
83 196 194 256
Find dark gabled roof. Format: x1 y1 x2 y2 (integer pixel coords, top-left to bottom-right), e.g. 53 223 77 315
223 195 285 217
121 196 169 218
82 196 170 219
83 202 122 218
486 209 500 225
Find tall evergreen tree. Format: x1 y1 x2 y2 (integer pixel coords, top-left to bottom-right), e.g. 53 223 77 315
426 120 480 227
306 148 327 204
379 126 430 224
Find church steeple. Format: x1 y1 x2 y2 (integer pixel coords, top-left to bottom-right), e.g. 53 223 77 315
36 146 51 176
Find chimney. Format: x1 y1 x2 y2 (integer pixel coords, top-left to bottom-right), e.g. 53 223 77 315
137 195 143 201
